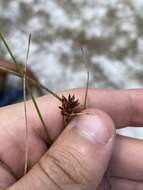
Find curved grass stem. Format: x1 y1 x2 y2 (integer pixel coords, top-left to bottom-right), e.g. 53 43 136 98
0 65 62 101
0 33 53 147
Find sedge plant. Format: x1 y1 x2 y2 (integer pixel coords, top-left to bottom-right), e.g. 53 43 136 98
0 33 112 190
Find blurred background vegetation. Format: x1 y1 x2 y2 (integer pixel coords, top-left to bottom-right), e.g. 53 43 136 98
0 0 143 138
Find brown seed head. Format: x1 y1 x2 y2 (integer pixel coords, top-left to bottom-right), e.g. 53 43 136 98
59 94 79 116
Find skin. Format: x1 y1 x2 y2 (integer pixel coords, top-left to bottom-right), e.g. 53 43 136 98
0 88 143 189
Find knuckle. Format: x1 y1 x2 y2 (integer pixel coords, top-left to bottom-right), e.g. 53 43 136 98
39 145 90 189
38 161 64 190
49 146 90 184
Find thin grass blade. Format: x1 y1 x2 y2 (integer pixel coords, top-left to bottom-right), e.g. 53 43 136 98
0 32 21 72
0 33 52 145
81 47 90 109
23 34 31 174
0 65 62 101
28 85 52 145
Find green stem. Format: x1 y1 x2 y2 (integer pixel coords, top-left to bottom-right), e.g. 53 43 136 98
27 84 52 145
0 32 53 145
0 32 20 72
0 66 62 101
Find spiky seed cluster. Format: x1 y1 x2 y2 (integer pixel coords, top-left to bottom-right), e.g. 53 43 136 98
59 94 79 116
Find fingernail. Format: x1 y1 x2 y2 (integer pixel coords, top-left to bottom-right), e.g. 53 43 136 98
74 114 113 144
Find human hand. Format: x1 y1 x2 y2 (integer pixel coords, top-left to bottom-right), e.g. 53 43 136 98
0 89 143 190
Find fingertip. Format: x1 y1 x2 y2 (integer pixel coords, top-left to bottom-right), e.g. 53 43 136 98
70 108 115 145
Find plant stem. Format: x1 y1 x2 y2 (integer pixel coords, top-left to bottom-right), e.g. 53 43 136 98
0 66 62 102
81 47 90 109
0 32 53 145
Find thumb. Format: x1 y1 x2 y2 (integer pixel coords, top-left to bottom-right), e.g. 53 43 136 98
8 109 115 190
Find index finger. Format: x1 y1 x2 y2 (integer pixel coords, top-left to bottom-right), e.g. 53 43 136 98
1 88 142 138
37 88 143 131
0 88 142 178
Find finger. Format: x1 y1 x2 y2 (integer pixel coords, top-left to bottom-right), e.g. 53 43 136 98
109 176 143 190
8 109 115 190
98 176 143 190
0 89 142 178
0 108 48 178
1 88 143 137
109 135 143 181
0 163 16 188
35 88 143 128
